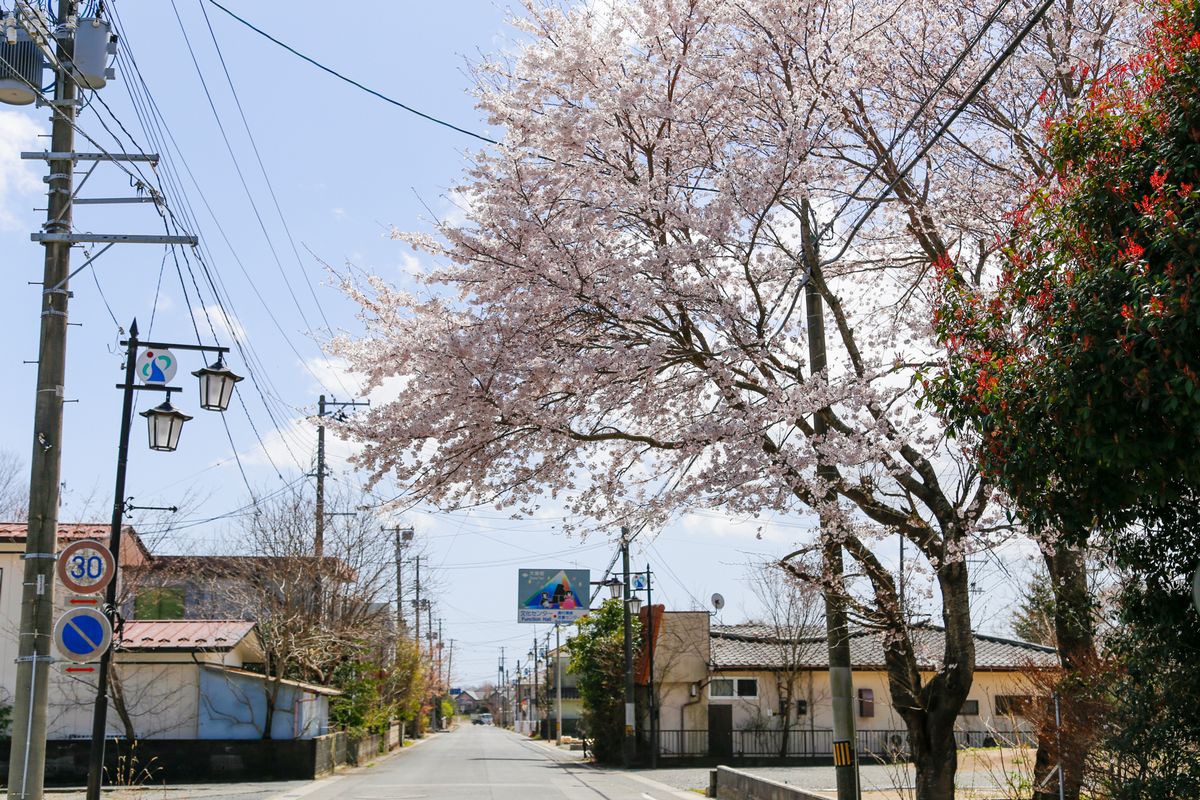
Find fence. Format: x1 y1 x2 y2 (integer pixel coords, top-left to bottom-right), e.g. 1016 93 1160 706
732 729 834 757
654 728 1037 759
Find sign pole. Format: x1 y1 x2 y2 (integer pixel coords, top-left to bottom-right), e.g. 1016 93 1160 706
85 323 139 800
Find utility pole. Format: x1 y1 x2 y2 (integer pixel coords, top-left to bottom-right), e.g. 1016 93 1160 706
531 635 539 736
620 528 636 767
801 198 858 800
554 625 563 744
9 5 77 797
413 555 422 646
386 526 413 638
498 648 506 727
515 660 523 731
313 395 369 557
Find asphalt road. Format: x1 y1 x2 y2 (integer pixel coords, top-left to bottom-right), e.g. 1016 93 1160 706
269 726 696 800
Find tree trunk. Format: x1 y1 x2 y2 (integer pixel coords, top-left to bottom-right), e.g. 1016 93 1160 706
263 678 281 740
108 666 136 741
910 725 958 800
778 680 792 758
1033 545 1099 800
848 540 975 800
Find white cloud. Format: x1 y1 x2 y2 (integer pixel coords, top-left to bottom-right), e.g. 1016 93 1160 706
0 110 46 230
398 251 425 278
193 304 246 343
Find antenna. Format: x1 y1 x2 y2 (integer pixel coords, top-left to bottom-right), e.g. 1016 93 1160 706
711 593 725 611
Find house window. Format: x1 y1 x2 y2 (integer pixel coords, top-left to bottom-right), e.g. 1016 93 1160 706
796 699 808 716
995 695 1034 716
960 700 980 716
710 678 758 699
135 587 185 619
857 688 875 717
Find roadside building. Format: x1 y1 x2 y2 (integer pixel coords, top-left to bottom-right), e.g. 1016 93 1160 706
637 607 1055 759
0 523 339 742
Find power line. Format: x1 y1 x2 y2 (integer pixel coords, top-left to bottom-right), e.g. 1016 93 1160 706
167 0 353 398
820 0 1061 267
106 0 326 467
817 0 1016 239
195 0 338 336
203 0 500 146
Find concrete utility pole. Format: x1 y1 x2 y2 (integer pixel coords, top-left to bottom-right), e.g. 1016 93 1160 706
313 395 369 557
801 198 859 800
620 528 636 767
554 625 563 744
498 648 506 726
413 555 422 646
387 526 413 637
9 4 78 797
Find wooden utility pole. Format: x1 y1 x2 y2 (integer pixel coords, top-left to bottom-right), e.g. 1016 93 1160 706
801 198 859 800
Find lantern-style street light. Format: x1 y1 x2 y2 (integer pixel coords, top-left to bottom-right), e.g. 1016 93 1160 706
140 394 193 452
192 354 244 412
86 320 239 800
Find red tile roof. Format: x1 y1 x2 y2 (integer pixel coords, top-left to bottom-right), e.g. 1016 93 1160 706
0 523 153 567
118 620 257 652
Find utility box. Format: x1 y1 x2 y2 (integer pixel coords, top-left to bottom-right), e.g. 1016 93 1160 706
71 16 115 89
0 27 44 105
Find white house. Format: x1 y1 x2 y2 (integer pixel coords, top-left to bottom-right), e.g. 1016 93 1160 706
639 609 1056 758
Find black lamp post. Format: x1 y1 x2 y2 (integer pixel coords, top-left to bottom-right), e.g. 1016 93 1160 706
86 320 239 800
629 566 657 768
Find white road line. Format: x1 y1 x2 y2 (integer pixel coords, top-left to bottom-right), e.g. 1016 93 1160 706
264 774 348 800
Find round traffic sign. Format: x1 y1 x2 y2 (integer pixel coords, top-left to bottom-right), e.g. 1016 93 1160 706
136 348 178 385
53 607 112 663
57 539 115 595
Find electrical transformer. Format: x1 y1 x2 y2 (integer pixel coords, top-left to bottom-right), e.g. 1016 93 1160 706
71 16 115 89
0 26 44 105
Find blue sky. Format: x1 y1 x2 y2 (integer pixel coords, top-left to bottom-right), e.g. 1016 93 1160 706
0 0 1035 685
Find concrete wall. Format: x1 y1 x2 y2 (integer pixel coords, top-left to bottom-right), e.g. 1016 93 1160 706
0 734 351 786
197 667 330 739
713 766 828 800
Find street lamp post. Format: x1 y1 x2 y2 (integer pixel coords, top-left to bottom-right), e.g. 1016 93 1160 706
86 320 238 800
628 565 657 768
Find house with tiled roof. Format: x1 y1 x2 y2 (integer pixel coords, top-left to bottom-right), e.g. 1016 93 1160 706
0 523 338 742
638 609 1056 759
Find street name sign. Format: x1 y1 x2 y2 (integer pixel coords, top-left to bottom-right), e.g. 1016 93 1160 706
52 607 112 663
56 539 115 595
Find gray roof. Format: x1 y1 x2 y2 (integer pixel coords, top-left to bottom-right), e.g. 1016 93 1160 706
711 624 1057 671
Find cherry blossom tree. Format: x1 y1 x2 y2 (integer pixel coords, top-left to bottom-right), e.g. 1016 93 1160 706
334 1 1133 796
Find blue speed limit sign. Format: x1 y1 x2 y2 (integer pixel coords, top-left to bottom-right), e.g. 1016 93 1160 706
53 607 112 663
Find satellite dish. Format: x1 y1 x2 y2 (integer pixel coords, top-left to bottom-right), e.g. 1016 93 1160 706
711 593 725 611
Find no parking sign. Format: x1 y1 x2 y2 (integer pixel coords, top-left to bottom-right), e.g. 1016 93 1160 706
52 607 112 663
